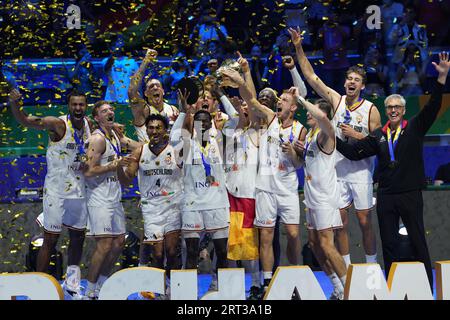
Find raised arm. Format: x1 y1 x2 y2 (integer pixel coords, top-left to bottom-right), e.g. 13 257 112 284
282 55 307 98
288 27 341 107
415 52 449 135
220 68 275 122
211 84 239 118
128 49 158 125
296 93 334 142
237 51 257 99
9 89 65 139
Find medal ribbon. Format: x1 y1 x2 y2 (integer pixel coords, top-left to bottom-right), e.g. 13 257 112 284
279 122 295 143
289 122 295 143
386 123 402 163
240 133 247 163
198 142 212 177
303 127 320 161
67 115 86 157
99 127 121 157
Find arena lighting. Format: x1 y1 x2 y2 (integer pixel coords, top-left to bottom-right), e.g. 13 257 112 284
25 233 63 280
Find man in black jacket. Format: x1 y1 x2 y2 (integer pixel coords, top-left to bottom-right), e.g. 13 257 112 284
336 52 449 291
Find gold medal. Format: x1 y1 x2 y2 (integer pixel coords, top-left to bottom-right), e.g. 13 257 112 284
80 154 88 163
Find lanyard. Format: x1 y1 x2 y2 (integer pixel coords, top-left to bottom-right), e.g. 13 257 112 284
304 127 320 160
198 142 212 177
98 127 121 157
343 97 362 124
240 130 249 163
386 123 403 163
67 115 86 156
279 121 296 143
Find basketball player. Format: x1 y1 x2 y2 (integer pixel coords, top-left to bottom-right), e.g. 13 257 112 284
173 90 230 292
220 68 304 296
128 49 179 142
296 93 348 300
83 100 136 299
9 89 91 299
123 113 183 299
289 27 381 266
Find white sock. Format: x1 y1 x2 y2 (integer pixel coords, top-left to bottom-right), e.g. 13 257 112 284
263 271 272 288
263 271 273 280
96 274 108 291
342 254 351 268
328 273 344 292
86 280 96 294
340 274 347 287
365 254 377 263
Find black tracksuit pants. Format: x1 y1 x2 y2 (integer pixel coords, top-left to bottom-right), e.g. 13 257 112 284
376 190 433 291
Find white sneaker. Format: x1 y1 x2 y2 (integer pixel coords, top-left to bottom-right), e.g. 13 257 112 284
62 282 85 300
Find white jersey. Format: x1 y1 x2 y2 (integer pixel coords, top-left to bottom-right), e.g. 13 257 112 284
182 129 229 211
332 96 376 183
138 143 183 207
224 129 258 199
303 129 339 210
279 120 305 191
134 102 179 143
44 115 91 199
85 129 122 207
256 116 299 195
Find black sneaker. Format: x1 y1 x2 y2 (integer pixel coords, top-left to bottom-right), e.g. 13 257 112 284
247 286 263 300
291 288 300 300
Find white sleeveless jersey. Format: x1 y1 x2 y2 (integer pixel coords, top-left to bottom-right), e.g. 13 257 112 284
182 128 229 211
134 102 179 143
278 120 305 191
85 129 122 207
44 115 91 199
138 143 183 207
303 130 339 210
256 116 299 195
332 96 376 183
224 129 258 199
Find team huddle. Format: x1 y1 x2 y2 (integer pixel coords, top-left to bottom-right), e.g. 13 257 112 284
8 27 449 300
